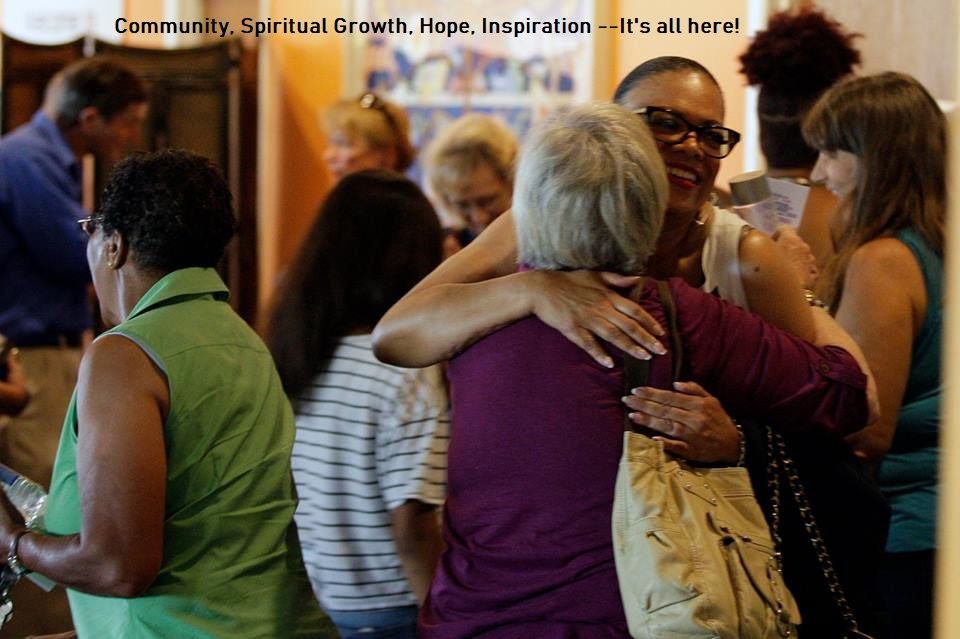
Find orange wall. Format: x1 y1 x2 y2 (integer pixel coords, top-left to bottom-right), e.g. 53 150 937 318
257 0 343 312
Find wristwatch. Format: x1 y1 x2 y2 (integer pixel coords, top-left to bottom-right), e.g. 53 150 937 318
6 529 30 579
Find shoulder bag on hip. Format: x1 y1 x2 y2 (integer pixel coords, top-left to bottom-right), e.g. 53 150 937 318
611 280 801 639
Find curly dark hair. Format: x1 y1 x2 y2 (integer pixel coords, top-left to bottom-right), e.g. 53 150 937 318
739 9 860 168
98 149 236 273
265 170 443 398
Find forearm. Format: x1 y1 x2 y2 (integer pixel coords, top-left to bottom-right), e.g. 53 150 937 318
374 271 539 367
808 307 880 424
0 382 29 415
13 530 156 597
392 502 444 604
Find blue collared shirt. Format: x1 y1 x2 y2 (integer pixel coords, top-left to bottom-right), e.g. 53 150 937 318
0 111 92 342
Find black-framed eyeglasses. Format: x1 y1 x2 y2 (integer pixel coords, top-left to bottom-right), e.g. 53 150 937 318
77 215 102 236
635 106 741 159
358 92 400 137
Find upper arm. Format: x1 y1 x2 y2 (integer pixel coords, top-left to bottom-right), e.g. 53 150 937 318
372 212 524 366
738 229 815 341
375 366 449 510
75 335 170 589
836 239 922 459
410 209 519 294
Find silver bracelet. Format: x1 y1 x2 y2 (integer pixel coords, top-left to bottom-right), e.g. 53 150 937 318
734 421 747 467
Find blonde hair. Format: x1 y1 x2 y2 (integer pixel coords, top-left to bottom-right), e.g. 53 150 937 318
323 93 415 171
803 72 946 309
514 103 668 274
424 114 518 201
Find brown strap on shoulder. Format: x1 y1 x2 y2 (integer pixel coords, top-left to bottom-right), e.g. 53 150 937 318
655 280 684 381
622 279 683 432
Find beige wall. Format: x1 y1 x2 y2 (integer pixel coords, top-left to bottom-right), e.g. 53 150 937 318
935 5 960 636
816 0 957 101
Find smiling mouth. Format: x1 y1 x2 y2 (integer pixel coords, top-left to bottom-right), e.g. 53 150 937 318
666 166 700 189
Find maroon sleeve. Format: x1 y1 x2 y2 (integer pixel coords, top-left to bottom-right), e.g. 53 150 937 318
665 278 868 435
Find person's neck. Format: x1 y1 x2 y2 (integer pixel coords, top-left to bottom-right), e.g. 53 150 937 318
41 107 91 161
646 205 710 281
116 270 164 323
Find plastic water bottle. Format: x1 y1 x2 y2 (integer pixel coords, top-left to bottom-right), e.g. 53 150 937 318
0 464 46 528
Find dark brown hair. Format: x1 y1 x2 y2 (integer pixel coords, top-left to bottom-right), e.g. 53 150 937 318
803 72 946 308
265 170 442 398
49 57 147 127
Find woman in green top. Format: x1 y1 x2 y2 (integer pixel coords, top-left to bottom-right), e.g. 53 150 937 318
804 72 945 639
0 150 324 637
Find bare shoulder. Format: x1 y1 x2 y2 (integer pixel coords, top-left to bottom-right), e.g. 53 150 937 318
844 237 926 328
848 237 921 276
736 227 781 271
736 227 798 288
79 334 169 412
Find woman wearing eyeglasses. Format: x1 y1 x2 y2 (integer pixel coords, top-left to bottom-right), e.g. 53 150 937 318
0 151 325 637
374 56 814 368
322 93 415 182
373 57 886 636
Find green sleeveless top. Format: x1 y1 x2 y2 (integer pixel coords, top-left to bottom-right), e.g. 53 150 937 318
45 268 325 637
878 229 943 552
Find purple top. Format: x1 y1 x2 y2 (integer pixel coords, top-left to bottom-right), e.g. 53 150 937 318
420 277 868 638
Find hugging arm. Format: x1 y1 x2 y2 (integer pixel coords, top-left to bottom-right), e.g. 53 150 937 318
373 210 664 368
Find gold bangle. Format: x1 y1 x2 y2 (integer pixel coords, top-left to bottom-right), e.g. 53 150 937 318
803 288 828 310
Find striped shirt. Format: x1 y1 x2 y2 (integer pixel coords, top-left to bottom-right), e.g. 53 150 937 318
291 334 449 612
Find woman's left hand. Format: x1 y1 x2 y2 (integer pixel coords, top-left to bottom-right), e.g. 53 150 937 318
623 381 741 464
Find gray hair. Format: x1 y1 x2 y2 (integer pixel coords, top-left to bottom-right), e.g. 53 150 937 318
514 102 668 273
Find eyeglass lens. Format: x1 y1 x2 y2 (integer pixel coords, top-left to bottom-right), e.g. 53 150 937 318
642 109 737 158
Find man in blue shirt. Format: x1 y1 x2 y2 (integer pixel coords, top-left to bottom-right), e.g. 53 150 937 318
0 57 146 636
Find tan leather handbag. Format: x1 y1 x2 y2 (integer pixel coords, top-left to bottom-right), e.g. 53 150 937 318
611 281 800 639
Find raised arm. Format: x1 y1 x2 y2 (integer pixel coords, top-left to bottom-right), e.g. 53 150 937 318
373 210 665 368
0 335 168 597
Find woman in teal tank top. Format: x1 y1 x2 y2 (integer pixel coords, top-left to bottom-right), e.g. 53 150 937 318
804 71 946 639
0 150 324 637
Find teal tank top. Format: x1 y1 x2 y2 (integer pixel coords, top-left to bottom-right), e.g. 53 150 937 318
44 268 325 637
878 229 943 552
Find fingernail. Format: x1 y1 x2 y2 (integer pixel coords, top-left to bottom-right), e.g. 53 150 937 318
653 342 667 355
600 357 614 368
653 324 666 336
630 387 645 395
621 396 632 403
633 349 651 360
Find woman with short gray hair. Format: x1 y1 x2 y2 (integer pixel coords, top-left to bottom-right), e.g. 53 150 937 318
417 103 875 637
513 102 666 274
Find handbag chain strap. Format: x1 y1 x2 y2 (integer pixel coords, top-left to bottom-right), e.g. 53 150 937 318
765 428 875 639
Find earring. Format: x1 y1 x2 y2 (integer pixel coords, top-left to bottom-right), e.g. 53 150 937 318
107 258 116 269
